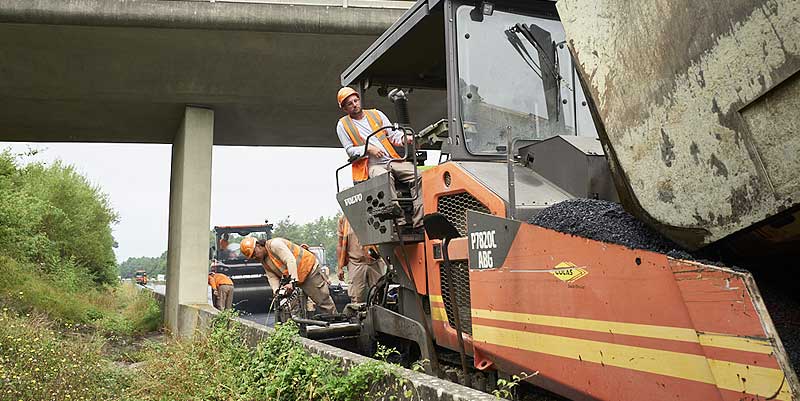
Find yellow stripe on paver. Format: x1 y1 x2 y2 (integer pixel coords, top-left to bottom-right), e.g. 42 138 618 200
431 306 448 322
472 309 774 355
473 325 792 400
698 333 774 354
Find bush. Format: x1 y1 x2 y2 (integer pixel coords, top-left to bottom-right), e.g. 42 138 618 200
125 314 401 401
0 256 90 323
0 150 119 285
0 256 162 335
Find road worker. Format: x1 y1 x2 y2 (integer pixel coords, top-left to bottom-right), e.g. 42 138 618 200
240 236 337 315
300 243 329 310
218 233 233 259
336 215 385 303
208 271 235 310
335 87 423 229
219 233 230 251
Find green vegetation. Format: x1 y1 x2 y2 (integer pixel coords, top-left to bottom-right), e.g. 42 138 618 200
0 149 118 285
119 251 167 279
1 306 409 401
120 214 342 278
0 256 160 335
0 148 160 399
0 309 130 401
0 148 408 401
126 315 409 401
272 215 340 267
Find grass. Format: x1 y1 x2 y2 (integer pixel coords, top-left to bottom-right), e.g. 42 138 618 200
0 255 161 336
0 255 410 401
125 313 409 401
0 255 162 400
0 309 131 401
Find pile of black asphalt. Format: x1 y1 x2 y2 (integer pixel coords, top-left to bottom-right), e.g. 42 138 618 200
528 198 692 259
757 281 800 372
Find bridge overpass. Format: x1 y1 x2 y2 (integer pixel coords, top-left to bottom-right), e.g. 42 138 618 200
0 0 445 335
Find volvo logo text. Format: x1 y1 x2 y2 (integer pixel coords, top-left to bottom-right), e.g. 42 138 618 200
344 193 363 206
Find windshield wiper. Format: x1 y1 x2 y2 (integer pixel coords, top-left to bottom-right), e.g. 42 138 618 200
505 23 567 124
504 27 544 80
512 23 563 86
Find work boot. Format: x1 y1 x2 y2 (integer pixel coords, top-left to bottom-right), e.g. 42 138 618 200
371 203 404 223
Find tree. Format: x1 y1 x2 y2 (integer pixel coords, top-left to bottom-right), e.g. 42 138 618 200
119 251 167 278
118 214 342 279
0 150 120 285
272 214 341 267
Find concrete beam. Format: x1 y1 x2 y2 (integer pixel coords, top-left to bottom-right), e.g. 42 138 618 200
165 106 214 337
0 1 446 147
0 0 403 35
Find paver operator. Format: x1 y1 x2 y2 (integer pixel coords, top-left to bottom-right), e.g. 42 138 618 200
335 87 423 229
240 236 337 315
337 215 385 303
208 271 234 310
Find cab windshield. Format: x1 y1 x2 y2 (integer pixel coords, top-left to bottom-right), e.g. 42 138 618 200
455 5 597 155
216 230 270 262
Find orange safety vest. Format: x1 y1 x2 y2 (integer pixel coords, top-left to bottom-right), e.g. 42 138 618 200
266 239 317 283
208 273 234 290
339 109 401 182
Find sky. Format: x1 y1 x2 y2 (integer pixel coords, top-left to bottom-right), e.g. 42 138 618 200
0 142 354 262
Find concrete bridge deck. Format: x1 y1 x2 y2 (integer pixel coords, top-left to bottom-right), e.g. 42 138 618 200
0 0 446 148
0 0 446 336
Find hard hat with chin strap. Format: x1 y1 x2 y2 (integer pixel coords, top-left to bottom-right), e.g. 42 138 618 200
240 236 257 259
337 87 359 108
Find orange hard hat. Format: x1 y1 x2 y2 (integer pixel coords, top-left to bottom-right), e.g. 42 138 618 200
337 87 359 108
240 236 257 259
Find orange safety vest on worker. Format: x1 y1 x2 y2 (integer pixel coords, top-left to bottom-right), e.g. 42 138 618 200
337 215 378 269
265 238 318 283
208 272 234 289
339 109 401 182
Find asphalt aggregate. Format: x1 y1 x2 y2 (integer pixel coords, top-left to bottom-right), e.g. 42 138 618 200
529 199 692 258
756 274 800 370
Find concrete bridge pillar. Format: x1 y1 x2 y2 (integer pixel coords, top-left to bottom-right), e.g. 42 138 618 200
165 106 214 337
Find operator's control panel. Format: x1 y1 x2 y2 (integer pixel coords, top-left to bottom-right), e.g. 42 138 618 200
337 173 398 246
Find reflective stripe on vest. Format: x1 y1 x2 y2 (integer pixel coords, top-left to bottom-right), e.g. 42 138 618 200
340 117 363 147
363 110 401 159
266 239 316 283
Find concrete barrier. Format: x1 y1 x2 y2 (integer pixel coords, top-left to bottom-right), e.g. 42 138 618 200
149 289 501 400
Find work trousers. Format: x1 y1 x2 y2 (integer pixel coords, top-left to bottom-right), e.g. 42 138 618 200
217 284 234 310
369 160 423 228
299 266 337 315
347 261 384 303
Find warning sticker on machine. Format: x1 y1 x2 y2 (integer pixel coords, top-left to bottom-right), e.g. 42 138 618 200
551 262 588 283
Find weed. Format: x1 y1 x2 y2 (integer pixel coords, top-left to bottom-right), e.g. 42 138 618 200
0 256 162 336
493 371 538 399
0 309 130 401
124 314 411 401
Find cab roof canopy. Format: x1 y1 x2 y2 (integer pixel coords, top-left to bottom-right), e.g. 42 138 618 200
340 0 557 89
341 0 446 89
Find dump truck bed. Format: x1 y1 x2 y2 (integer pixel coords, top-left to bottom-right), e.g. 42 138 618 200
557 0 800 252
